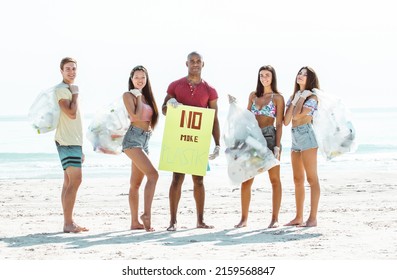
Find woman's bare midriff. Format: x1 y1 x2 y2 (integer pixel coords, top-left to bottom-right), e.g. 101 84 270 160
255 115 275 128
292 115 312 128
130 121 151 131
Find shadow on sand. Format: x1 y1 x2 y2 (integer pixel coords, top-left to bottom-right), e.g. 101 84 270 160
1 226 321 249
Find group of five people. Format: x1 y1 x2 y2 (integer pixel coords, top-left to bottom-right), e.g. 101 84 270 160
54 52 320 233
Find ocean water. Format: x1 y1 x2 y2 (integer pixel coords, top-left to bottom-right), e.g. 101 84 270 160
0 108 396 180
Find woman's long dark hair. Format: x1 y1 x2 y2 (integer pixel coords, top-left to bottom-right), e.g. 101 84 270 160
128 65 159 129
293 66 320 94
255 65 279 97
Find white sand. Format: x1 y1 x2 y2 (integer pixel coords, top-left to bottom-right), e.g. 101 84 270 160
1 163 396 261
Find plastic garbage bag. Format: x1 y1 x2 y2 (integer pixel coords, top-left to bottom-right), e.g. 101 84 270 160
312 88 357 160
87 97 130 155
224 97 279 184
28 82 68 134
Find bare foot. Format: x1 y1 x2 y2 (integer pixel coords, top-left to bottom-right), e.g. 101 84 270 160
234 220 247 228
268 220 279 228
63 222 89 233
284 218 303 226
140 214 154 232
167 223 177 231
130 223 145 230
197 222 214 229
298 219 317 227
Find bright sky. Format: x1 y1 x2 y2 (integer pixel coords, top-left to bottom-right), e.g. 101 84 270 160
1 0 396 116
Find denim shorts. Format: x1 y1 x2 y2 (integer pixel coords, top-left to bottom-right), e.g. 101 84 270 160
291 123 318 152
55 142 82 170
122 125 152 154
261 126 277 152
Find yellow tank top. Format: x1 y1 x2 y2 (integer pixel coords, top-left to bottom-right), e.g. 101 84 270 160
54 87 83 146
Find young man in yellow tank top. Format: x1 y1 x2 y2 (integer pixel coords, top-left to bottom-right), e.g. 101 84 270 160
55 57 88 233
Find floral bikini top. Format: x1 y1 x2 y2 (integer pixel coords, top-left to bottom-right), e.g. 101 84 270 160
250 93 277 118
286 94 318 116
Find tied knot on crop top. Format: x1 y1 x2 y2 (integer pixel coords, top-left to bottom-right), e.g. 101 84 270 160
129 95 153 122
251 93 277 118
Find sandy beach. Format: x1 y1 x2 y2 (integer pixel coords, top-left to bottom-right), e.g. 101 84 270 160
1 161 396 262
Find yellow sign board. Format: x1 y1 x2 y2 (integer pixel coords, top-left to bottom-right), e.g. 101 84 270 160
159 105 215 176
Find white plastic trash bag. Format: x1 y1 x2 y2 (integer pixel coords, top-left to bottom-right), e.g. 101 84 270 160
87 97 130 155
224 98 279 184
28 83 68 134
312 88 357 160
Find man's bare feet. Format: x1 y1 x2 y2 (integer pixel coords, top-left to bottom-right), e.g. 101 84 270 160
267 220 279 228
197 222 214 229
297 219 317 227
234 220 247 228
140 214 154 232
130 223 145 230
284 218 303 226
63 222 89 233
167 223 177 231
